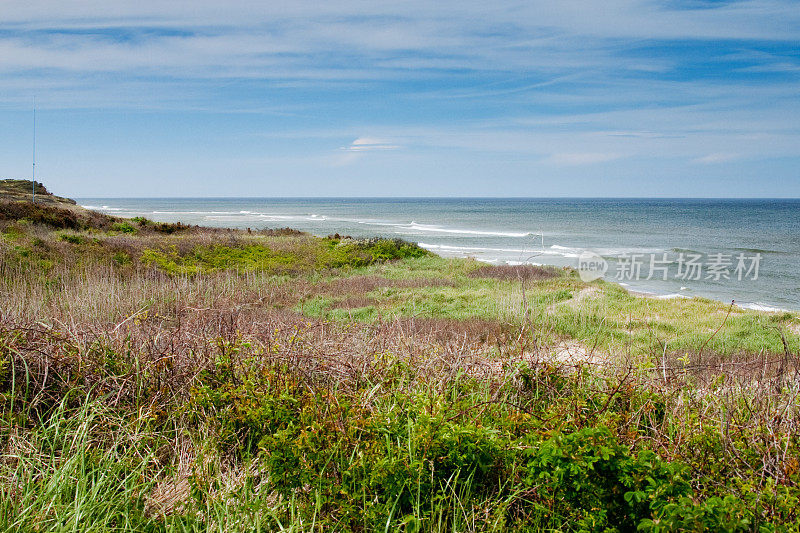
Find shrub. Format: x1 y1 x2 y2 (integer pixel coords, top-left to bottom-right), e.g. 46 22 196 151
59 233 86 245
131 216 192 234
523 426 693 531
641 495 752 532
112 251 132 265
321 237 430 268
192 374 505 530
0 201 83 229
142 245 299 275
111 222 137 234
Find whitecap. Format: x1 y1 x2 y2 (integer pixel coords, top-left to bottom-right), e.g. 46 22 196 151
85 205 122 211
153 210 240 215
737 302 791 313
506 260 544 266
418 243 533 254
402 223 533 238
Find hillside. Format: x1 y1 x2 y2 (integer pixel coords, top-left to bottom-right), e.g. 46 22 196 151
0 179 77 206
1 188 799 531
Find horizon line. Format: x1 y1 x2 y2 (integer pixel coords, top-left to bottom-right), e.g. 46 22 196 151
73 195 800 201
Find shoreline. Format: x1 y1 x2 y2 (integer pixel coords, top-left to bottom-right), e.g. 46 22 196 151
466 253 798 314
625 286 793 313
77 200 800 315
5 184 800 530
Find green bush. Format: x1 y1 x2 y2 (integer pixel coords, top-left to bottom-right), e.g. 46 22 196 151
59 233 86 244
111 221 137 234
111 251 132 265
140 238 429 276
321 237 430 268
523 426 692 530
142 245 299 275
131 216 190 233
640 495 752 532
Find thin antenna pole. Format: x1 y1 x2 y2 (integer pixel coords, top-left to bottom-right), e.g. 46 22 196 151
32 97 36 203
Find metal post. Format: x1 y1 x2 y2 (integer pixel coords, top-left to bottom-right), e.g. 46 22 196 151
32 97 36 203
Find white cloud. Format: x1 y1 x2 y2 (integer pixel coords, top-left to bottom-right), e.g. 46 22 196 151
1 1 798 83
330 137 401 166
692 152 740 164
3 1 799 40
342 137 400 152
1 0 798 177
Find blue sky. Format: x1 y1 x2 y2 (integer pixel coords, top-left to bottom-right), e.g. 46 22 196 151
1 0 798 197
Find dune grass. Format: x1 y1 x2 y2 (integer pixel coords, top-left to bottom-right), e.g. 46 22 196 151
298 256 799 361
2 199 800 531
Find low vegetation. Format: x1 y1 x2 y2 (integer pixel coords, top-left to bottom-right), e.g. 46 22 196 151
0 179 77 206
1 184 800 531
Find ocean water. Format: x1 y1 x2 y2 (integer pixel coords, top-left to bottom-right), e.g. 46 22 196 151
77 198 800 311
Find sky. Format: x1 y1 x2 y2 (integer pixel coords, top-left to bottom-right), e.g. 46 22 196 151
0 0 799 197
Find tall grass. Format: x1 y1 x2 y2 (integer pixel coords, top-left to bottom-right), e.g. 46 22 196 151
0 395 163 531
2 216 800 530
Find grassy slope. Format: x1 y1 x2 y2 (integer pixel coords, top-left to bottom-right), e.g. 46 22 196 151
2 186 800 531
303 257 799 359
0 179 77 206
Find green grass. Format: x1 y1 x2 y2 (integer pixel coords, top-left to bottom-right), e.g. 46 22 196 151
0 179 75 206
544 281 800 357
142 244 300 275
3 214 798 357
0 396 163 531
138 237 431 276
297 257 799 357
2 353 792 531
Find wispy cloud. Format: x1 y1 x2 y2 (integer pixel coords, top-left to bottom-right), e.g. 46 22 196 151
692 152 740 164
330 137 401 166
1 1 799 195
2 1 799 90
544 152 623 166
341 137 400 152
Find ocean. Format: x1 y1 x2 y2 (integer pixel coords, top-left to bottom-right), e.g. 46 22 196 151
77 198 800 311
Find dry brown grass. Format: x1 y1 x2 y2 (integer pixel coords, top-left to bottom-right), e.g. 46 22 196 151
5 281 799 489
467 264 560 281
294 274 457 312
0 261 501 415
3 225 800 516
393 316 517 345
320 274 454 294
1 307 506 420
